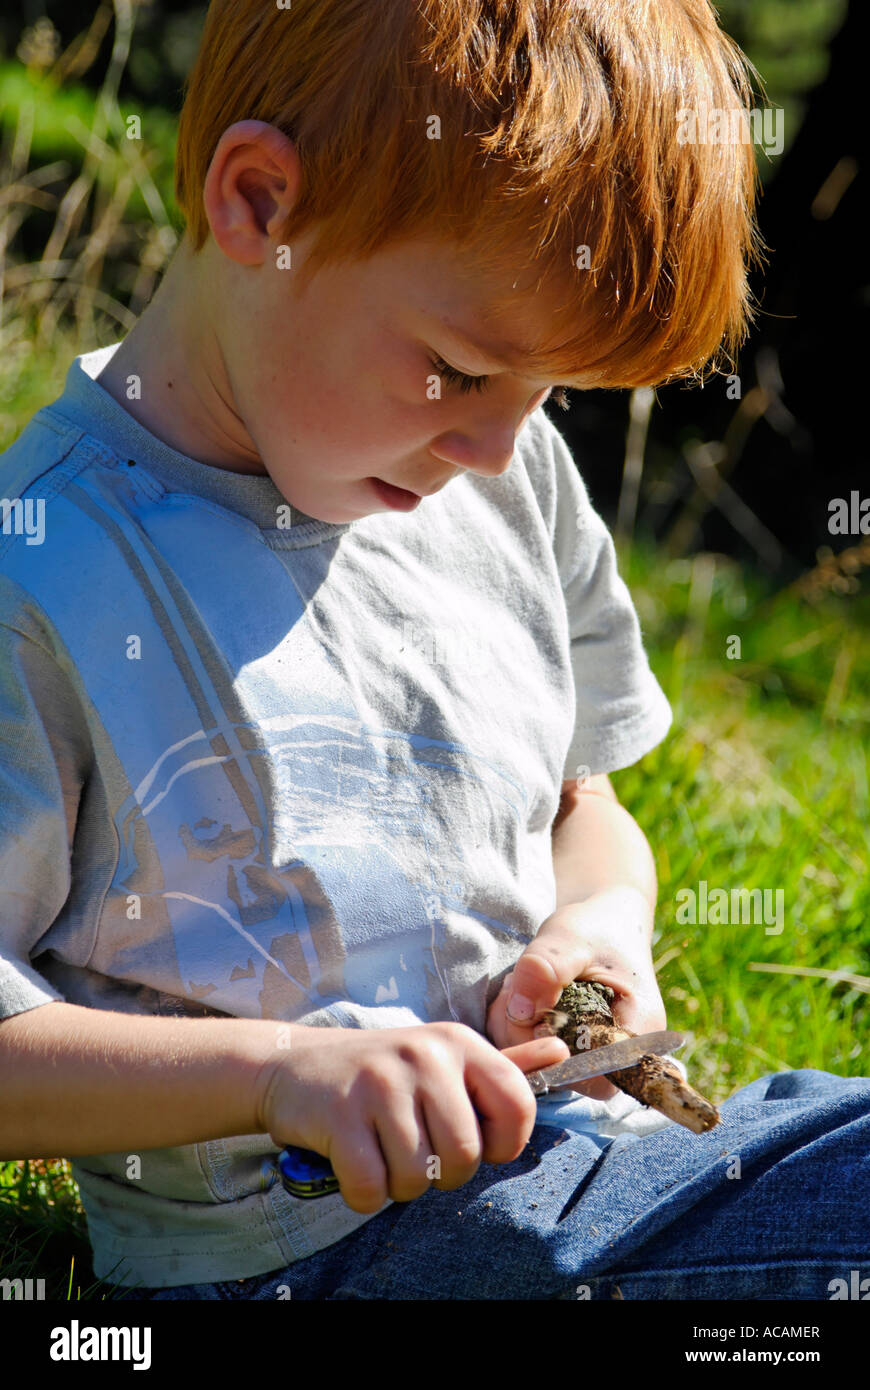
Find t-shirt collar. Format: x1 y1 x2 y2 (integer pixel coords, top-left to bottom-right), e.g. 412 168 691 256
46 342 353 538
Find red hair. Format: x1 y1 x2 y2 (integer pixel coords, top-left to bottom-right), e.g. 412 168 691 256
175 0 763 388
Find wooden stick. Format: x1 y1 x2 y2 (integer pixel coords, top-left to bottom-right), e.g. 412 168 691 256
534 980 720 1135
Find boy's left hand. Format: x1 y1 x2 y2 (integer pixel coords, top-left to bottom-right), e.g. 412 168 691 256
485 898 667 1101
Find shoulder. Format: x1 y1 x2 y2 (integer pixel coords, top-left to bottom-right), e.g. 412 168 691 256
0 406 89 558
0 412 123 655
513 406 561 534
513 406 609 587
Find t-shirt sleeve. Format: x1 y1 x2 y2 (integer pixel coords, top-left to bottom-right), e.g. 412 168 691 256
533 409 672 779
0 579 89 1020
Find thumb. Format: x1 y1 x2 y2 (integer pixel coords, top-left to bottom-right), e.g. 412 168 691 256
503 934 590 1025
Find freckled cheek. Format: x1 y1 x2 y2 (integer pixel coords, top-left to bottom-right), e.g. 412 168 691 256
256 353 435 456
253 366 337 435
360 396 434 457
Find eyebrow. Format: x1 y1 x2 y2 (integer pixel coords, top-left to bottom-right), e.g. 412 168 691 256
434 318 542 373
429 314 589 388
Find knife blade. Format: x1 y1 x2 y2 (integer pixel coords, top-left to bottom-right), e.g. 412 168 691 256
275 1029 685 1198
524 1028 685 1095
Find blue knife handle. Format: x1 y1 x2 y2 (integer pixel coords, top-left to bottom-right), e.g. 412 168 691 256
276 1146 340 1199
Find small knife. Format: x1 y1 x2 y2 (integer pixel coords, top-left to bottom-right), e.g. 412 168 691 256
274 1029 685 1199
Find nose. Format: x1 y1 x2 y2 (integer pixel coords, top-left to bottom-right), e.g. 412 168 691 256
428 389 551 479
427 427 517 479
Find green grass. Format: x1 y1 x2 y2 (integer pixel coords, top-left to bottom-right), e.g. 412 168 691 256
0 343 867 1296
613 545 869 1105
0 1159 128 1299
0 327 83 452
0 61 180 223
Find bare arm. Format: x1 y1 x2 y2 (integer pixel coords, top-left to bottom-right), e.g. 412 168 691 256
0 1001 285 1158
0 999 569 1211
550 773 657 925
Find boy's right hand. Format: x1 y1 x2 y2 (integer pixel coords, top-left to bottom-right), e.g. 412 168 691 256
254 1022 570 1214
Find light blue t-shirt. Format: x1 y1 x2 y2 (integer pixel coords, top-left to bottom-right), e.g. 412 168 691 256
0 343 672 1287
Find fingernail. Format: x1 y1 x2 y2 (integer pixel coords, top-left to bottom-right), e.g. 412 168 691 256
506 994 534 1021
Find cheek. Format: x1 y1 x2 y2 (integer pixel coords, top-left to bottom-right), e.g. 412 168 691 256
257 369 410 466
244 312 435 459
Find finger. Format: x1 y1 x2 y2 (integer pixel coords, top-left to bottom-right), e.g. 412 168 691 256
500 1035 571 1071
329 1123 391 1215
489 986 572 1053
420 1086 483 1191
503 1036 617 1102
464 1051 538 1166
566 1076 619 1101
373 1096 437 1204
488 984 535 1051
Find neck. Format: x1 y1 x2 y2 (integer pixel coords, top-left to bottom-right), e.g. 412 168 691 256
95 236 267 475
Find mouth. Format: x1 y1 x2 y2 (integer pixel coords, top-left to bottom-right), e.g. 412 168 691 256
369 478 423 511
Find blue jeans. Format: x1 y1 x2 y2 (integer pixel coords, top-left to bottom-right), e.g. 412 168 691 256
121 1069 870 1300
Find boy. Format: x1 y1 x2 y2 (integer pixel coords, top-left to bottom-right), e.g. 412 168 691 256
0 0 867 1301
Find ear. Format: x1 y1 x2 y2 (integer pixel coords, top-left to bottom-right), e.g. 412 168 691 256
202 119 301 266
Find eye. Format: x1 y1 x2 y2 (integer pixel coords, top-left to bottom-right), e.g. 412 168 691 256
430 354 491 394
430 354 573 410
